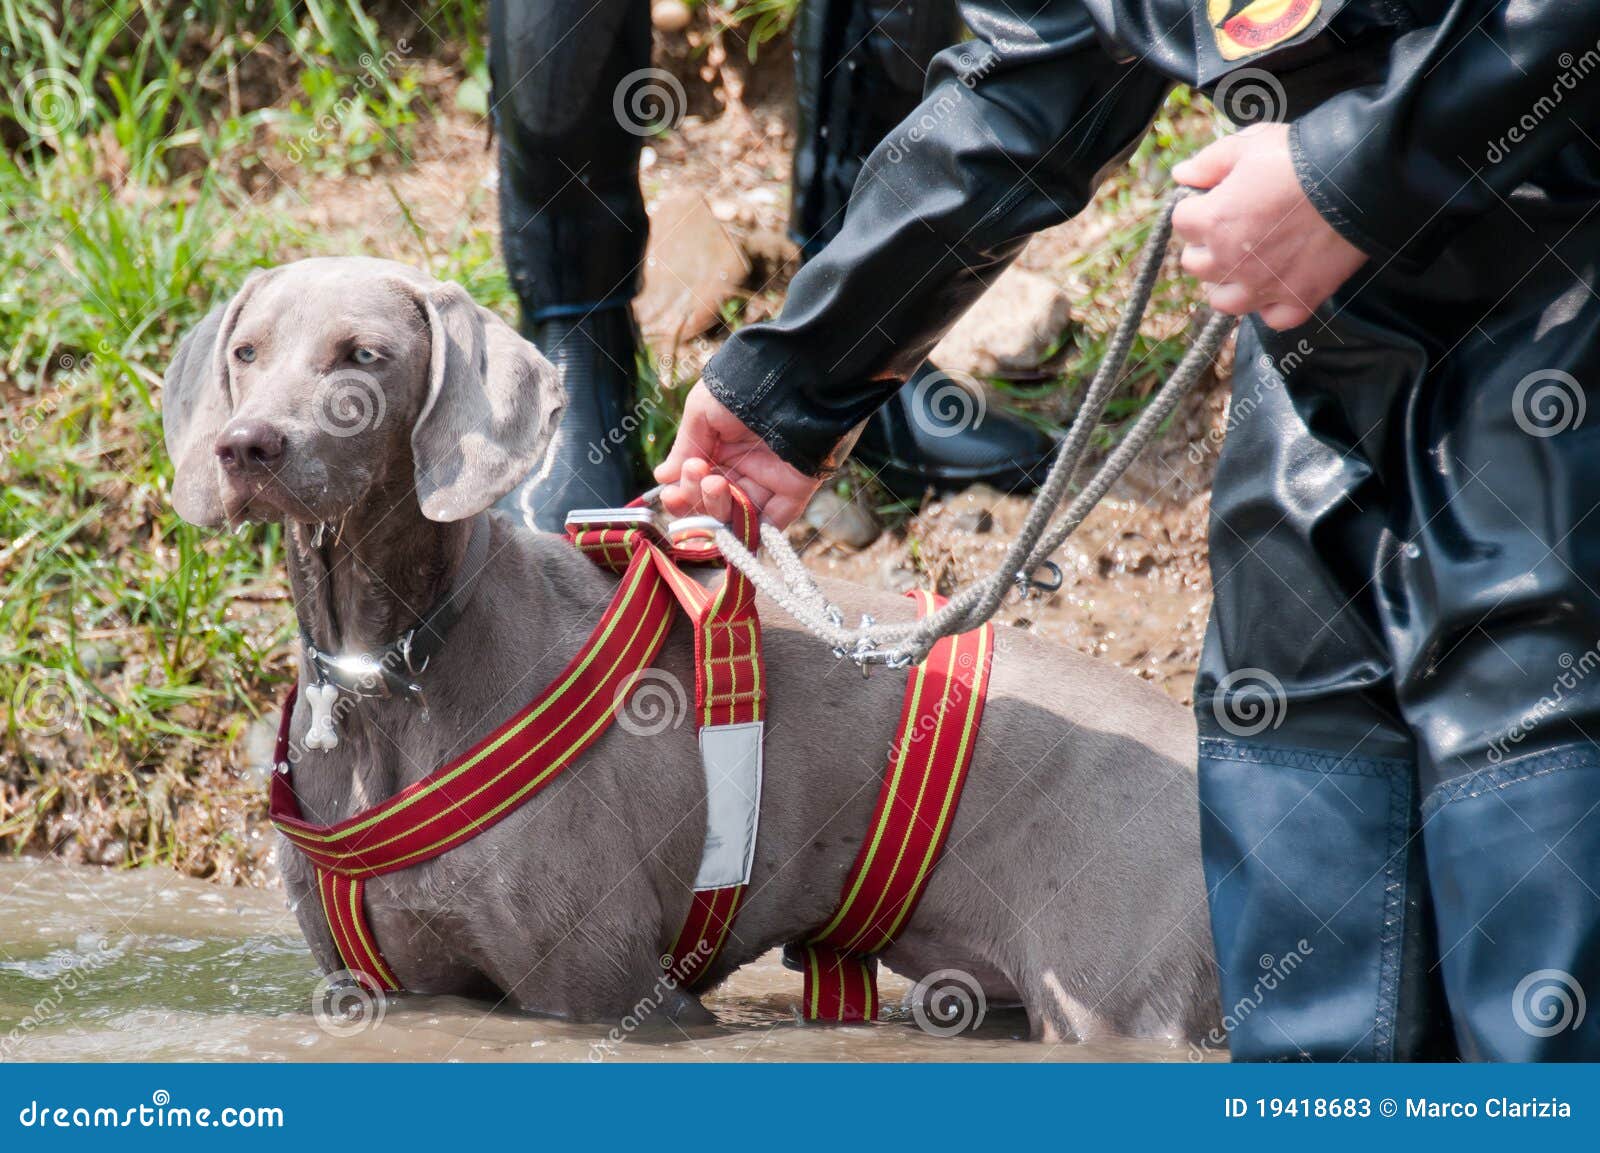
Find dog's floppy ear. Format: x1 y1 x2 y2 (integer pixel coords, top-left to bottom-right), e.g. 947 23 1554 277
162 269 278 527
410 281 565 522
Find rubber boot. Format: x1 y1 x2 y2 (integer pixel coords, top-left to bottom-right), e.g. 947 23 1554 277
792 0 1055 496
854 365 1057 498
489 0 648 530
497 310 640 531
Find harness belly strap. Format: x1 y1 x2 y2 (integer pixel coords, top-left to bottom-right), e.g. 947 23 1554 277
795 591 995 1022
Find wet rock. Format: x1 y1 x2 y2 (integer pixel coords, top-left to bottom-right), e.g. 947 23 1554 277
242 711 283 787
651 0 692 31
950 508 994 535
79 640 125 676
878 556 920 594
930 266 1072 379
804 488 882 549
636 191 751 342
742 228 800 286
90 837 128 866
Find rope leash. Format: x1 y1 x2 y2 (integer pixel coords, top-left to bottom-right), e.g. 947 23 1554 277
708 189 1238 670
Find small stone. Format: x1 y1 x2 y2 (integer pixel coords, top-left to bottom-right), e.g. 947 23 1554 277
878 557 919 593
78 640 125 676
651 0 692 32
951 508 994 535
91 838 128 867
930 265 1072 379
804 488 881 550
635 191 751 342
242 710 283 787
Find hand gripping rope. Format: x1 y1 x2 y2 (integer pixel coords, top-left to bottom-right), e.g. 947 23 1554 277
696 190 1237 671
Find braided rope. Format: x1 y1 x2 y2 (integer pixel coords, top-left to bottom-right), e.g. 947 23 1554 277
711 189 1239 668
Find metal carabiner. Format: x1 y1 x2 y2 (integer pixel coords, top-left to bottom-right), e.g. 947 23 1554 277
1012 560 1064 600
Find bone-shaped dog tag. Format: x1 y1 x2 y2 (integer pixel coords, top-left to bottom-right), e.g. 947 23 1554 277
304 682 340 751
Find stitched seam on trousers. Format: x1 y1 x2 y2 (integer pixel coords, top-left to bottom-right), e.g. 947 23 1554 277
1202 735 1414 1060
1421 748 1600 817
1199 736 1414 778
1371 771 1410 1063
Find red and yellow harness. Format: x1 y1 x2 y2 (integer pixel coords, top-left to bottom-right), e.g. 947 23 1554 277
269 490 993 1021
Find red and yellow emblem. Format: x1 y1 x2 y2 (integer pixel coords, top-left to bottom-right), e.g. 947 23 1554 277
1208 0 1320 60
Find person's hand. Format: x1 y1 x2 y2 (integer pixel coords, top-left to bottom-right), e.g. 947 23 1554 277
654 382 821 528
1171 123 1368 331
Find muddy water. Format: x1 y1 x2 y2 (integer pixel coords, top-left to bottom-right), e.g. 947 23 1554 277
0 862 1204 1063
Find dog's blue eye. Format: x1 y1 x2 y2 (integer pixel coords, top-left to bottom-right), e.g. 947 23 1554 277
351 348 378 365
234 345 256 363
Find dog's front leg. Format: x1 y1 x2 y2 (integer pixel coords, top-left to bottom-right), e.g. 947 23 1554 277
278 843 345 977
479 912 715 1030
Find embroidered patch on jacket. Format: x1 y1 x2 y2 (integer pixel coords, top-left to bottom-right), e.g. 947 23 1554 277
1208 0 1321 60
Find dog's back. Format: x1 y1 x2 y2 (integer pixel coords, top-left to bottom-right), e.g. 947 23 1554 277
719 571 1219 1042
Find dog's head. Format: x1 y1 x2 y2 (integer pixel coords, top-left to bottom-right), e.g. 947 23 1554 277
162 257 564 527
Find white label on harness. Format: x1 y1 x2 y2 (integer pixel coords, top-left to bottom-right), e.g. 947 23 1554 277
694 721 764 890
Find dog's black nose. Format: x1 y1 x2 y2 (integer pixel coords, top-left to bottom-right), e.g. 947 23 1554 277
215 420 287 475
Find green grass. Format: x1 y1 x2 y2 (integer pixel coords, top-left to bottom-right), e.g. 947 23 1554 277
0 1 485 878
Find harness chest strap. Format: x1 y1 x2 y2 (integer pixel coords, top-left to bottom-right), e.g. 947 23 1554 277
269 491 765 992
567 493 765 986
794 591 995 1022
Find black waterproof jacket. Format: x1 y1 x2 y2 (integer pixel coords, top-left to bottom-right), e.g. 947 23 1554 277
703 0 1600 474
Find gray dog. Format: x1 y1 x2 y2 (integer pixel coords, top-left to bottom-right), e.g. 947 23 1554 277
162 257 1219 1044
